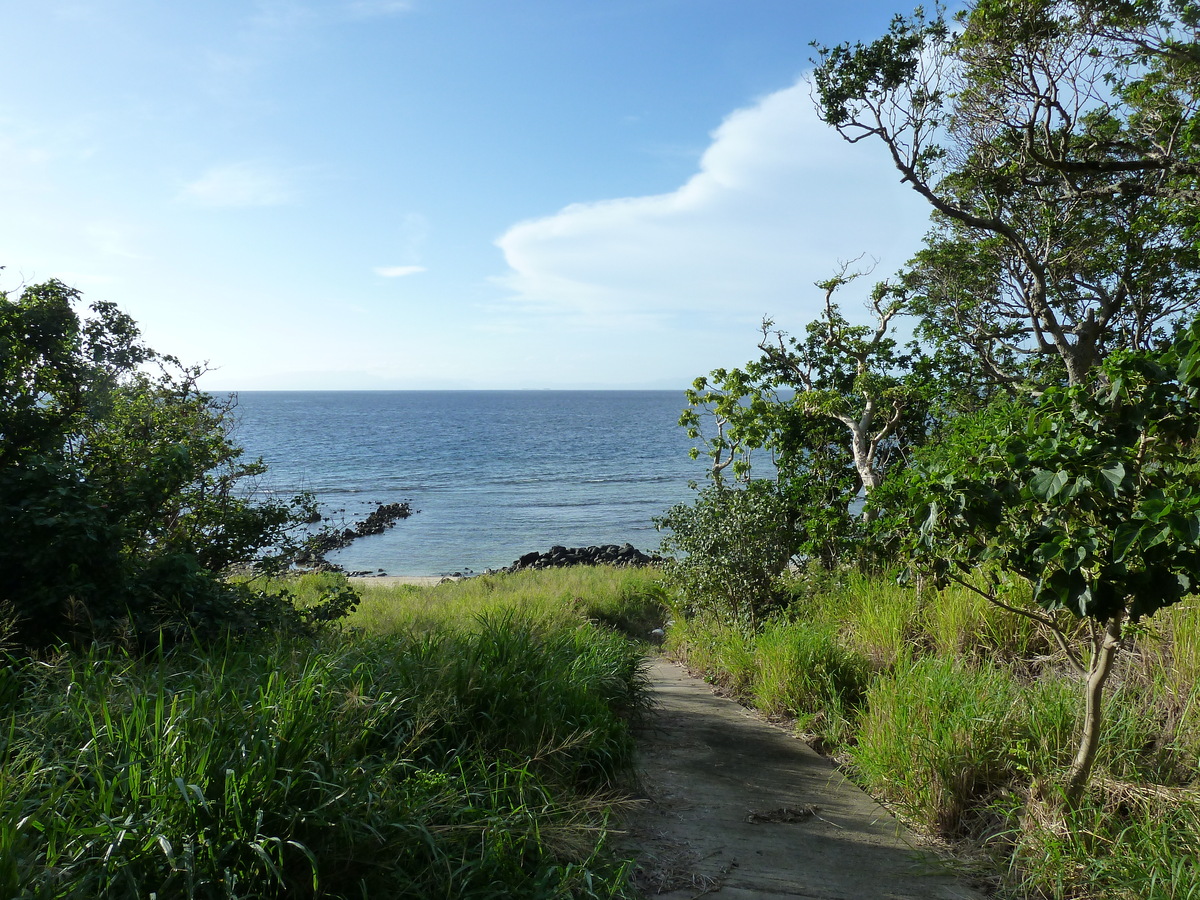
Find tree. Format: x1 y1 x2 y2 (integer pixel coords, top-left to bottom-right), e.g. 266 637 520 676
811 0 1200 808
756 266 922 502
0 278 344 648
813 0 1200 386
893 322 1200 805
677 266 937 571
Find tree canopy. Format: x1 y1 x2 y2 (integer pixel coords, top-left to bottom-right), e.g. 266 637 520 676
664 0 1200 808
814 0 1200 385
0 277 347 649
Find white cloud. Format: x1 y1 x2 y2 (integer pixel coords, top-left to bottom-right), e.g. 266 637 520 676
494 76 933 330
374 265 426 277
179 161 297 208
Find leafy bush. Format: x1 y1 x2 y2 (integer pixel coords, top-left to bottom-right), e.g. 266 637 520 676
656 480 795 629
0 278 326 648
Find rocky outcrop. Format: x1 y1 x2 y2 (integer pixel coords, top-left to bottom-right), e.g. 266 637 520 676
295 501 414 571
495 543 661 574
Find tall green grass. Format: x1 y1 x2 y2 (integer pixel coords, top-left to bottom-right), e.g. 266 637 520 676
283 567 668 640
751 619 869 748
665 612 869 748
1 570 656 899
853 656 1074 836
1012 787 1200 900
661 570 1200 898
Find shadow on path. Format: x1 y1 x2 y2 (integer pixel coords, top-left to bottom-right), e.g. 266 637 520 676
623 657 988 899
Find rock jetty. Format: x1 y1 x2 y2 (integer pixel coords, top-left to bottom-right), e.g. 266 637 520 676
495 543 661 573
296 501 414 570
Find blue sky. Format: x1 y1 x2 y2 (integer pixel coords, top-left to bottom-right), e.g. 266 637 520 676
3 0 936 390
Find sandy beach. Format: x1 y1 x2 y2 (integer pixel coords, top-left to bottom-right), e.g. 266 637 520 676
348 575 461 587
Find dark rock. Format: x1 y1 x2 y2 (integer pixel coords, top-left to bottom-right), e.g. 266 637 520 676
499 543 662 574
294 500 416 571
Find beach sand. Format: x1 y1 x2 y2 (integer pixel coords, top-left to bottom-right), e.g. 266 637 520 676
348 575 461 587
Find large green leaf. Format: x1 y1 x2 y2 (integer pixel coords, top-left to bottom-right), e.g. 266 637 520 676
1029 469 1069 501
1111 520 1141 563
1099 462 1125 495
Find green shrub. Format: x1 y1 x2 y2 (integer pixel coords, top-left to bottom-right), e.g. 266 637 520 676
656 480 795 629
0 281 323 650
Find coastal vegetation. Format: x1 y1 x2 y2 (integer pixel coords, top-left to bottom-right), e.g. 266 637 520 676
0 276 668 896
0 569 663 899
662 572 1200 898
0 276 347 649
659 0 1200 895
8 2 1200 898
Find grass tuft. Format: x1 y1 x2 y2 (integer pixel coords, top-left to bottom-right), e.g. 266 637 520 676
2 568 655 899
659 568 1200 898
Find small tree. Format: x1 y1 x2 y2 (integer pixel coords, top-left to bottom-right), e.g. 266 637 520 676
655 479 797 629
679 265 937 569
755 267 924 504
892 321 1200 805
0 278 342 648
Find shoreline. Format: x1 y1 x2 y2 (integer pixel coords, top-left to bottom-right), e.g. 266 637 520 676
348 575 462 587
342 543 661 586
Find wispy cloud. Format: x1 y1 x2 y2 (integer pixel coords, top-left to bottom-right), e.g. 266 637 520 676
179 161 297 208
344 0 415 18
85 221 145 259
494 76 931 330
373 213 428 278
203 1 317 88
374 265 426 277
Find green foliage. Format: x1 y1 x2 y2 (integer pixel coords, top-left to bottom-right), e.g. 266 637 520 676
0 280 150 466
751 619 870 747
660 566 1200 896
342 566 667 640
901 335 1200 625
664 606 871 749
853 656 1053 836
882 323 1200 803
679 271 939 559
808 0 1200 815
813 0 1200 386
655 480 795 629
0 604 646 898
0 279 327 648
666 276 940 625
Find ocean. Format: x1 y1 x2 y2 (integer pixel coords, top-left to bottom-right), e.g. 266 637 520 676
223 391 708 576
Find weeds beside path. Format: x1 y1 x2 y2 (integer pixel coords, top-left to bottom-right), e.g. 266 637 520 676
625 657 986 900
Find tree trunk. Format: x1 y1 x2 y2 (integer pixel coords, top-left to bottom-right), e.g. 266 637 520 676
1064 615 1123 807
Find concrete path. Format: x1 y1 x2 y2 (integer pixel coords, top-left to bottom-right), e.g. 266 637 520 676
623 657 988 900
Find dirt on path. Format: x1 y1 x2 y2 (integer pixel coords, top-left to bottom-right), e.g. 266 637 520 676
622 657 988 900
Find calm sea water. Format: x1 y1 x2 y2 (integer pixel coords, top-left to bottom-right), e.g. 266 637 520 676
224 391 707 576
